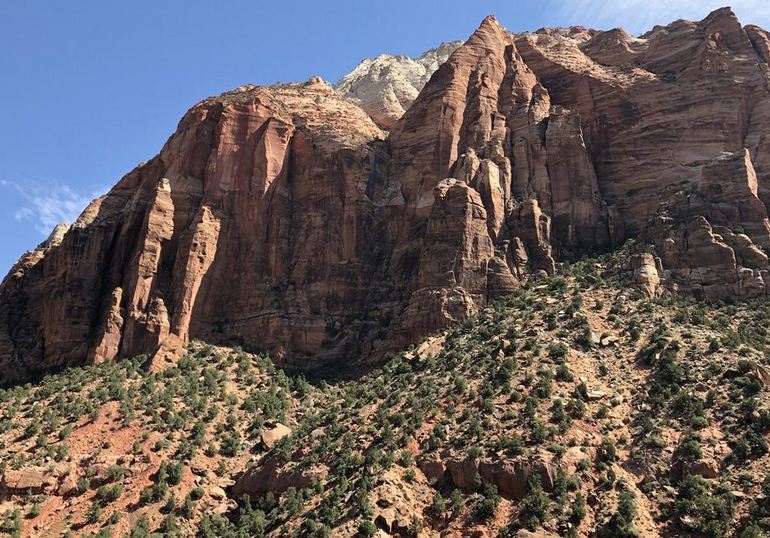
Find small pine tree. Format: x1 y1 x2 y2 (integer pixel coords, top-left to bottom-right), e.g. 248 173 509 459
430 492 447 518
519 477 550 531
450 489 465 515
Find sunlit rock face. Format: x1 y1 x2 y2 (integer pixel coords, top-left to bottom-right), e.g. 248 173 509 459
335 41 462 130
4 8 770 383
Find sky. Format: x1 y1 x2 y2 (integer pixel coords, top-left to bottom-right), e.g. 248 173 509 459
1 0 769 274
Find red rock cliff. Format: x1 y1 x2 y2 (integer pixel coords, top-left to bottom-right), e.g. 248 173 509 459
3 8 770 383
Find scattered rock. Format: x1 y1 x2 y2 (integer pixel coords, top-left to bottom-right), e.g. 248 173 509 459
586 390 608 401
600 335 619 347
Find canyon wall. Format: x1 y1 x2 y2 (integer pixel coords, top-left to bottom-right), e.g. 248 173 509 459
3 8 770 383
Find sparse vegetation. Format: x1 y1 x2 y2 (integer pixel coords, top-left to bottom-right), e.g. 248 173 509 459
0 253 769 536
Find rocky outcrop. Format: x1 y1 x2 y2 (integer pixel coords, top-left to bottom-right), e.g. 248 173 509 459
0 80 389 384
639 150 770 299
628 253 662 298
1 468 47 495
87 287 124 364
4 9 770 383
231 458 328 497
544 106 616 252
515 7 770 237
0 467 75 497
0 17 571 383
418 455 556 500
335 41 462 130
400 179 505 343
746 24 770 64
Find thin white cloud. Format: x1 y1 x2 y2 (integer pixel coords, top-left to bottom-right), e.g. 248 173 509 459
545 0 770 34
1 179 102 236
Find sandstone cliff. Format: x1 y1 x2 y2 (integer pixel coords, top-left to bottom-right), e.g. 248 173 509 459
3 8 770 384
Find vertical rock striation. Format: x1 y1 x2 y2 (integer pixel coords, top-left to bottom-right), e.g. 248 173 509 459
4 8 770 382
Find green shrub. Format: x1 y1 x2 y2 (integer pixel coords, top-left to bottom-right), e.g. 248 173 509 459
674 476 734 537
475 483 500 521
358 521 376 536
518 477 550 531
430 492 446 518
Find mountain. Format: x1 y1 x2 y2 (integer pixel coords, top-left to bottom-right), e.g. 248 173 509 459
5 9 770 387
3 7 770 536
334 41 463 130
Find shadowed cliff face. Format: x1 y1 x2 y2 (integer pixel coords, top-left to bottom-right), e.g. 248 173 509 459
3 8 770 384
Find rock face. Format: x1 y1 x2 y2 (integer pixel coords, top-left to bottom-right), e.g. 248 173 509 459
335 41 462 130
3 9 770 383
514 8 770 238
0 79 388 383
418 455 556 501
639 150 770 299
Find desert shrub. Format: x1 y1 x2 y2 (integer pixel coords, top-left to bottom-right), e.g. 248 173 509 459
518 476 550 531
475 483 500 521
86 501 102 524
676 432 702 464
570 494 586 524
450 489 464 514
358 521 376 536
548 342 569 362
597 437 618 464
430 492 446 518
96 484 123 504
673 476 734 537
219 431 242 457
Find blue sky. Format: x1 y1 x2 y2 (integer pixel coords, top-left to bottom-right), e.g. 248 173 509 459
1 1 769 274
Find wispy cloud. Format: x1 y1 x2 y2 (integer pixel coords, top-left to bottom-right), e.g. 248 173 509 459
545 0 770 35
1 179 103 236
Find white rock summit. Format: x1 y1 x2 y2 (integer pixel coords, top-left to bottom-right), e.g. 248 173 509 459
334 41 462 130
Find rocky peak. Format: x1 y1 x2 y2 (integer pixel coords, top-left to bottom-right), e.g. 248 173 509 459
3 10 770 384
579 28 643 65
746 24 770 64
334 40 462 130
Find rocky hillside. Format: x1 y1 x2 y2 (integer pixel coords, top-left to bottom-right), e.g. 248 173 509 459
1 254 770 537
334 41 463 130
2 8 770 400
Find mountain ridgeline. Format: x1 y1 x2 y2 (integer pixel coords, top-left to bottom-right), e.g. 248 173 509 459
3 8 770 386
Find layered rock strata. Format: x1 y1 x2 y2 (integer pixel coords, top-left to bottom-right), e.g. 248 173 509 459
3 9 770 382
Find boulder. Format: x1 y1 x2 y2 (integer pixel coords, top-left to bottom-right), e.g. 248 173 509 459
261 423 292 449
56 475 78 497
209 486 227 501
2 468 47 494
755 365 770 388
670 457 721 481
